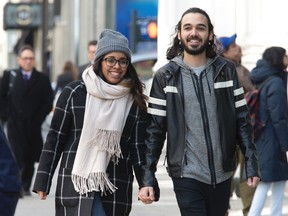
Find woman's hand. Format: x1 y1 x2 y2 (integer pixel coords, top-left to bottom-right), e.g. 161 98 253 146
37 191 47 200
138 187 155 204
247 176 260 187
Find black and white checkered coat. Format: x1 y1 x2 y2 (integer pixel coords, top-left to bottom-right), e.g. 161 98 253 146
33 80 147 216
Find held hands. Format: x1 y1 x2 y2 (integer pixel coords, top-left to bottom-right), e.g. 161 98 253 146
138 187 155 204
247 176 260 188
37 191 47 200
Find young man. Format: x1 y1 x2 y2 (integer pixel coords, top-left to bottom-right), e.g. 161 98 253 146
219 34 256 216
0 45 54 196
138 7 260 216
219 34 254 93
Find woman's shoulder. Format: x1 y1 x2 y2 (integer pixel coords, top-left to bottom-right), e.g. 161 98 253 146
268 75 284 87
264 75 286 95
59 80 86 98
56 80 86 106
65 80 85 90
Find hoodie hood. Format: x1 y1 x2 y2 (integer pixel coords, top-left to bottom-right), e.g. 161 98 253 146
170 56 190 70
250 59 283 85
170 55 217 73
170 55 220 97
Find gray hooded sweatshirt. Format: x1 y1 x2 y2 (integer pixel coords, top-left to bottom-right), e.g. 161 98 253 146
171 56 233 185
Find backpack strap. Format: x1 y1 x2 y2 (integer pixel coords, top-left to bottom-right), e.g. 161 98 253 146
257 76 274 90
256 76 276 128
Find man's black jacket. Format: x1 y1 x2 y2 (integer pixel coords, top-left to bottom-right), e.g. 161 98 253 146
140 56 259 187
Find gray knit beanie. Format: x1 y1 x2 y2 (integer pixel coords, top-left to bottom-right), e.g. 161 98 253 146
94 29 132 62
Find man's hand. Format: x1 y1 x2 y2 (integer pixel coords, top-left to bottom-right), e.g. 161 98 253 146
247 176 260 188
37 191 47 200
138 187 155 204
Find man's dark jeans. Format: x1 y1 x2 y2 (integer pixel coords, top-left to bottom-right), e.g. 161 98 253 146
172 177 231 216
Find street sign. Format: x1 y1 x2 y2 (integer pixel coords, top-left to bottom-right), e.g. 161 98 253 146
3 3 42 30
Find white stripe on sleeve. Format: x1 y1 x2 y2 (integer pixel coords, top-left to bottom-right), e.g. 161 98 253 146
164 86 178 93
214 80 233 89
149 97 166 106
234 87 244 96
147 107 166 116
235 98 247 108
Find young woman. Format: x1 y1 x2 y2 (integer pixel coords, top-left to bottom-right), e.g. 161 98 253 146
248 46 288 216
33 29 154 216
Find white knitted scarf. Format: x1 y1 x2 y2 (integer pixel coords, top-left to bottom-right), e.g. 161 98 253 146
72 66 133 195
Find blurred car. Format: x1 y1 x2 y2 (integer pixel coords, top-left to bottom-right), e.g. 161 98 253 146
132 51 157 80
131 51 157 95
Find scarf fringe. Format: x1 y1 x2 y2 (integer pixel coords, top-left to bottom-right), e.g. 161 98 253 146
72 172 117 196
87 129 122 163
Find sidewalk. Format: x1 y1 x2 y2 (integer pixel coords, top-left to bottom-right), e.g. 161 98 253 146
15 162 288 216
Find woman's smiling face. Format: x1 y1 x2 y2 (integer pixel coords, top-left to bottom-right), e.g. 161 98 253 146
101 52 129 84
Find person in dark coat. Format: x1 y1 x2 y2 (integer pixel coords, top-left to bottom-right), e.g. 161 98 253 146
0 124 21 216
78 40 97 79
248 46 288 216
0 45 54 196
219 33 256 216
33 29 158 216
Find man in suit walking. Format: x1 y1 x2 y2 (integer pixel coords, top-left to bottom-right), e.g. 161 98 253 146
78 40 97 79
0 45 54 196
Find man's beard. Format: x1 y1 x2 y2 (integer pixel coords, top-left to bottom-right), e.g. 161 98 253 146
181 37 209 55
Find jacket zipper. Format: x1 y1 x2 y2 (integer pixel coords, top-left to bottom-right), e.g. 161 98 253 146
194 73 217 187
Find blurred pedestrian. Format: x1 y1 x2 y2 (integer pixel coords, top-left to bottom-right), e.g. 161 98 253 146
33 29 155 216
219 34 255 92
0 45 54 196
78 40 98 79
42 60 79 140
138 7 259 216
55 60 78 94
248 46 288 216
0 124 21 216
219 33 256 216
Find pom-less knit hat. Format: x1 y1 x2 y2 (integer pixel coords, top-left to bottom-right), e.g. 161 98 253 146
94 29 132 62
